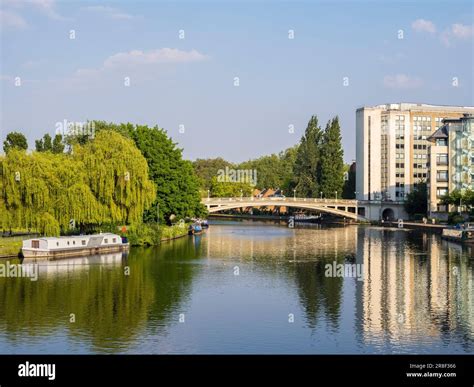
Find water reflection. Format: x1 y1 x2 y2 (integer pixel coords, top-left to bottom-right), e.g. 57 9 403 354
0 223 472 353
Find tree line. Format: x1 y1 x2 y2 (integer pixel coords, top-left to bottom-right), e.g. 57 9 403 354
1 123 206 236
194 115 351 199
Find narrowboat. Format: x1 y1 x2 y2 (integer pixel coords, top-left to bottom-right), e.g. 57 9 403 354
442 223 474 244
22 233 129 259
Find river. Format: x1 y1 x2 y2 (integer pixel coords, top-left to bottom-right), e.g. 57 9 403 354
0 220 473 354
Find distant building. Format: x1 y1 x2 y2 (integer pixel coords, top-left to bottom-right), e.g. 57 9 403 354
356 103 474 202
427 114 474 218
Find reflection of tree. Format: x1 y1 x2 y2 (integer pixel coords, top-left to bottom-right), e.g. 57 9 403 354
0 237 202 353
135 237 203 325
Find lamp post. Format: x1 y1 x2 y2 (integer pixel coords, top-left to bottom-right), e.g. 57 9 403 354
293 189 296 201
207 189 210 201
335 191 338 201
240 189 243 201
320 192 323 200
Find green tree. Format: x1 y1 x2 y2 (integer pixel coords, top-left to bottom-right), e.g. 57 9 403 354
404 182 428 217
342 163 356 199
92 121 206 223
35 133 53 152
0 130 156 235
209 177 253 197
293 115 323 197
319 117 345 198
193 158 234 190
3 132 28 153
52 134 65 154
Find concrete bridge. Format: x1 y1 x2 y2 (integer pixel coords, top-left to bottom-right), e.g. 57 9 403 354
202 197 408 222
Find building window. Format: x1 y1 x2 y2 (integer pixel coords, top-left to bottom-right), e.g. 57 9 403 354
436 139 448 146
437 171 448 182
436 154 448 165
436 188 448 198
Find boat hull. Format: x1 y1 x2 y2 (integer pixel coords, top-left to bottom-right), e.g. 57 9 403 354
22 244 129 259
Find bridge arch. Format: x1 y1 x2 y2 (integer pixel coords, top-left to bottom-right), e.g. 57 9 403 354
203 198 366 221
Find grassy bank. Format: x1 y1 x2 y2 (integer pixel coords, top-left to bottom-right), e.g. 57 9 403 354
126 223 189 246
0 239 22 258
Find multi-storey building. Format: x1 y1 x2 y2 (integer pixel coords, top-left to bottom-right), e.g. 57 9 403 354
356 103 474 202
427 114 474 218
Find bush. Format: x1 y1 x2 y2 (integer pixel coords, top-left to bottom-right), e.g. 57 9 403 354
448 213 466 225
161 223 188 240
126 223 161 246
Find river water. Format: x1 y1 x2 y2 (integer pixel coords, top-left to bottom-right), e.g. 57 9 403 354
0 220 473 354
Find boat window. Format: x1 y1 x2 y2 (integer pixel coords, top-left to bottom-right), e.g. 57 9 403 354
56 242 59 246
67 241 70 245
113 238 116 243
73 241 75 245
32 240 39 249
104 238 108 243
82 240 86 246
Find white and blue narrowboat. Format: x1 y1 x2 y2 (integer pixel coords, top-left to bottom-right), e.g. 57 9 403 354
22 233 129 259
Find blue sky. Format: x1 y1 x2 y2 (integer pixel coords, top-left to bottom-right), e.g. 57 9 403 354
1 0 473 162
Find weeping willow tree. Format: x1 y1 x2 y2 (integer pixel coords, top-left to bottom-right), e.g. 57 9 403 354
0 131 156 235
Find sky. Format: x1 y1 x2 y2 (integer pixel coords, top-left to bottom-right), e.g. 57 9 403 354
1 0 473 163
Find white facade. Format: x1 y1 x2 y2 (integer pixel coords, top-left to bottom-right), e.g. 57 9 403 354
356 103 474 202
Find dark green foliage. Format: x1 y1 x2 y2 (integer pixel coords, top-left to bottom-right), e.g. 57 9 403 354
404 182 428 217
293 116 323 197
3 132 28 153
319 117 345 198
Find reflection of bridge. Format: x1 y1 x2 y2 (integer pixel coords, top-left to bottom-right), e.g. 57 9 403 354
202 197 409 221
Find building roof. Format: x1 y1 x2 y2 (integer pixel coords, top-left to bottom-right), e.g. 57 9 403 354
357 103 474 113
427 125 449 142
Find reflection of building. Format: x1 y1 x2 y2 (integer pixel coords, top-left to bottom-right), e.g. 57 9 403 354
355 227 474 347
356 103 474 202
427 114 474 218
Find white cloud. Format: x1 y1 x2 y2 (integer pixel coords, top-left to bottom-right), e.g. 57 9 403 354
0 9 28 29
82 5 134 20
383 74 422 89
66 48 209 87
3 0 68 21
412 19 436 34
441 23 474 46
103 48 208 69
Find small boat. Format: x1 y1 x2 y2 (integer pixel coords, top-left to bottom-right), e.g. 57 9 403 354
292 213 322 223
442 223 474 244
188 223 203 235
22 233 129 259
200 220 209 229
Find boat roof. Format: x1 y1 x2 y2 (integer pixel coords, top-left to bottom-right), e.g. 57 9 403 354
28 233 120 241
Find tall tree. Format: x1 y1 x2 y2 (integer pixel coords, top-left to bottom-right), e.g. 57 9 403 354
404 182 428 217
35 134 53 152
319 117 345 198
0 130 156 235
92 121 206 223
293 115 322 197
3 132 28 153
52 134 65 154
342 162 356 199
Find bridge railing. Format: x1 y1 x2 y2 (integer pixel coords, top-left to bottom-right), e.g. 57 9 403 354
204 197 358 205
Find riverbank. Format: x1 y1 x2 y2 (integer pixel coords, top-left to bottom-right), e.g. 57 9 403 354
0 223 192 259
380 221 445 233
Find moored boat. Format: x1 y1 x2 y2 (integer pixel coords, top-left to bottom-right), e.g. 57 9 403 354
442 223 474 244
188 223 203 235
22 233 129 259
